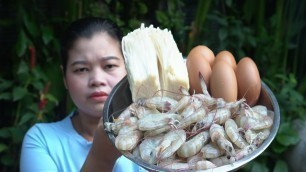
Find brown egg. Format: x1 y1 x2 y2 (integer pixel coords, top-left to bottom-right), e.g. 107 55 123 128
213 50 237 70
186 51 212 94
236 57 261 106
210 61 237 102
187 45 215 67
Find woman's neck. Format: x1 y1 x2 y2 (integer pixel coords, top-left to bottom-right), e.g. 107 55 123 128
71 110 100 142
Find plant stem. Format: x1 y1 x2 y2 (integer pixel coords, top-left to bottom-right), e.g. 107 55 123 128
256 0 265 35
187 0 212 52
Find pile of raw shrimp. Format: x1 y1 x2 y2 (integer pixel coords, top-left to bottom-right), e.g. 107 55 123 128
104 82 274 171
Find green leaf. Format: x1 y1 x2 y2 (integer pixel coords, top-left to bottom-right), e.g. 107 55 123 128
251 161 269 172
277 134 300 146
0 128 10 138
28 103 39 113
19 113 35 125
273 160 288 172
276 123 300 146
271 140 287 153
15 30 28 57
105 0 112 4
207 14 228 27
41 26 53 45
225 0 233 7
156 10 168 24
138 2 148 14
45 94 59 105
23 14 40 38
17 60 29 74
0 92 12 100
247 36 257 47
0 79 13 91
0 144 8 153
219 28 228 41
128 19 141 29
32 81 44 91
1 154 14 166
10 127 26 144
12 87 27 101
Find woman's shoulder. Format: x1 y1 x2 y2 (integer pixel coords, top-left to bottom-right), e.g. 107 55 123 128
24 115 72 140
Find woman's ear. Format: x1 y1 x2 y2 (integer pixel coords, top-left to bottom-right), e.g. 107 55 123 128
61 65 68 89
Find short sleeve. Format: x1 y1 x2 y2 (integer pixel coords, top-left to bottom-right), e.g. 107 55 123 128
20 125 57 172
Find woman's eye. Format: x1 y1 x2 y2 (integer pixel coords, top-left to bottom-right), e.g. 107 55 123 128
75 68 88 73
105 64 116 70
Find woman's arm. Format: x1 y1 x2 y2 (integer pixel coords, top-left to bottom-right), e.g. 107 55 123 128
82 122 121 172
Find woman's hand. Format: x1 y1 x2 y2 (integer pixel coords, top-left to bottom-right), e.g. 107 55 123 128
82 119 121 172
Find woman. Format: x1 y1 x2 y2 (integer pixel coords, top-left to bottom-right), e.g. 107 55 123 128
20 17 145 172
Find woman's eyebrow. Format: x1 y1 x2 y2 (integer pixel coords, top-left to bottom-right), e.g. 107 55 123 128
70 60 88 66
101 56 120 61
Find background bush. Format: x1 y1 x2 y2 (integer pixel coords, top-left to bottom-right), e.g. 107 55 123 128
0 0 305 171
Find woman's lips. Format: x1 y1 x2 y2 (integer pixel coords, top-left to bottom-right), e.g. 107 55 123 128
89 92 108 101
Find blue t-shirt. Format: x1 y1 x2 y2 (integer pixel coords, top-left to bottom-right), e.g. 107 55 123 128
20 114 145 172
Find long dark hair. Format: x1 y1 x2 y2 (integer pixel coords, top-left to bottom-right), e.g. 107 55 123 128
60 17 122 74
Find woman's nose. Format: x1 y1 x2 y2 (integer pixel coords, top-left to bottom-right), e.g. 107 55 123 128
89 69 106 87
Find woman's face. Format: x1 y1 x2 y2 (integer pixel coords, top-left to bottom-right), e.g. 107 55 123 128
64 32 126 118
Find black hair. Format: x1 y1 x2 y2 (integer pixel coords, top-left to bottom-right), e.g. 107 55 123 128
60 17 123 75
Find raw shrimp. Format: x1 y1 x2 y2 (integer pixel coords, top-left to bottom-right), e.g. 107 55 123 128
190 160 217 170
210 124 235 157
139 135 163 164
212 108 232 125
159 158 217 171
187 152 204 164
252 105 268 116
243 108 267 120
137 113 182 131
178 107 207 129
168 86 191 113
216 136 236 157
209 124 226 142
245 128 270 146
181 98 202 118
104 116 138 135
156 129 186 160
177 131 210 158
246 115 273 130
234 115 248 128
235 145 256 161
194 94 226 107
144 125 173 137
210 156 235 166
168 95 191 114
224 98 246 115
200 142 225 159
130 104 160 119
199 74 211 97
136 96 178 112
235 115 273 131
193 108 231 132
116 103 136 121
115 129 143 151
159 161 190 171
116 123 138 135
225 118 248 149
115 124 142 151
193 76 226 107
